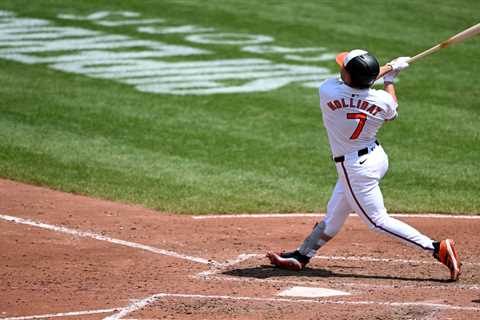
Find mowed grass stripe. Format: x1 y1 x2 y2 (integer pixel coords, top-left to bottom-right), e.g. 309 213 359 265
0 108 325 213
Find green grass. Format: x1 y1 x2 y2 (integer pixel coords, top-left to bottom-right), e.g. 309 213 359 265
0 0 479 213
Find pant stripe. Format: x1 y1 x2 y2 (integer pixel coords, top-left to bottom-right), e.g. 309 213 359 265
340 162 431 251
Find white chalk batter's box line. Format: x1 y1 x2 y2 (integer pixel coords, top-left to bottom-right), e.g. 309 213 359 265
0 308 118 320
192 213 480 219
0 213 217 265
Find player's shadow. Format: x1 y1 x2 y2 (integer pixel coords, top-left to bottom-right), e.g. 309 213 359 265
222 265 452 283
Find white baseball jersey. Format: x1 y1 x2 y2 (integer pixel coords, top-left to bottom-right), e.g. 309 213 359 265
319 77 398 157
295 75 436 264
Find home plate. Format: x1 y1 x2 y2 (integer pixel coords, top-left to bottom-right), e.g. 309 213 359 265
278 286 350 298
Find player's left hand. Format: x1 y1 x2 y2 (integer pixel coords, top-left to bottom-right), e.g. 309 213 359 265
384 57 411 83
388 57 410 72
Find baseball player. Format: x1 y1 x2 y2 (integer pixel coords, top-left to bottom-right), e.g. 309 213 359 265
267 49 461 281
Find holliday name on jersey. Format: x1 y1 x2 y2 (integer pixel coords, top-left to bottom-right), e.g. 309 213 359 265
326 98 382 116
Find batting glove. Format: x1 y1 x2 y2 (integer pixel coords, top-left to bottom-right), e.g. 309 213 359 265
383 70 399 83
384 56 410 83
387 56 410 71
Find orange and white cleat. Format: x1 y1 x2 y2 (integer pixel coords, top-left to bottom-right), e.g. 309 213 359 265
433 239 461 281
266 250 310 271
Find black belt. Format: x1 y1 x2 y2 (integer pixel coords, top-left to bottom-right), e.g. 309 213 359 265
333 140 379 163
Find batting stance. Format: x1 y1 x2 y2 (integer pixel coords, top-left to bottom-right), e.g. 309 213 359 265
267 49 461 281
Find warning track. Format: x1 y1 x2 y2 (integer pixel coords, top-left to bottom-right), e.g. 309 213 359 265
0 179 479 320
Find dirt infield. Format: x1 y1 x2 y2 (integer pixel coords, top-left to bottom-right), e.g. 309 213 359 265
1 179 479 320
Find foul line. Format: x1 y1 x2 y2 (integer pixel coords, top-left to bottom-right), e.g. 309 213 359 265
192 213 480 220
197 253 258 278
102 295 161 320
0 308 118 320
102 292 480 319
0 214 216 266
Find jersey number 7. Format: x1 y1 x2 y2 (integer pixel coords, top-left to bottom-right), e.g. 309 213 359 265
347 113 367 140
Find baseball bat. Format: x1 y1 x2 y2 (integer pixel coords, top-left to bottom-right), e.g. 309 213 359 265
408 22 480 63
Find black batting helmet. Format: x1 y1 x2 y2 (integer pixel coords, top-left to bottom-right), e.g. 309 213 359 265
336 49 380 88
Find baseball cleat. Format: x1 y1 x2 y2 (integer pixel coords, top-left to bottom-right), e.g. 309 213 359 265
433 239 461 281
266 250 310 271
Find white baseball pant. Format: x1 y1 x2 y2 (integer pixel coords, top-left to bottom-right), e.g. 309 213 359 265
299 143 435 257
